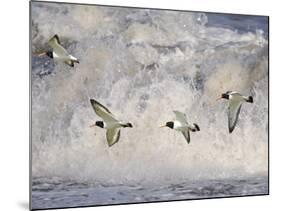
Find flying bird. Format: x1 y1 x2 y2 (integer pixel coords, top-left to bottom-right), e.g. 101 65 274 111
160 110 200 144
35 34 79 67
217 91 253 133
90 99 133 147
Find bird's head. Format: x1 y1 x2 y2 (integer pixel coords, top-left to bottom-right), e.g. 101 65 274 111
90 121 104 128
46 51 53 58
160 121 174 129
217 91 231 101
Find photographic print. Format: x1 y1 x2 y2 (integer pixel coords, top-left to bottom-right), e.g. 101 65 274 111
30 1 269 210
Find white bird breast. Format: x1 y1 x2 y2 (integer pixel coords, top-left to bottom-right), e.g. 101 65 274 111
104 121 122 129
53 52 72 62
173 120 187 131
52 52 59 59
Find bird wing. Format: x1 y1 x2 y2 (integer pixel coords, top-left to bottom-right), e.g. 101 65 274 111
228 97 243 133
173 110 188 125
48 34 68 57
106 128 121 147
90 99 118 123
181 130 191 144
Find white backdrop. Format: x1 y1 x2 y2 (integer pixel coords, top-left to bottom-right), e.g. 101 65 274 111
0 0 279 211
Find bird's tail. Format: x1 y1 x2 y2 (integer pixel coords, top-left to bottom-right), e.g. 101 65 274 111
70 55 79 63
121 123 133 128
190 123 200 132
246 96 254 103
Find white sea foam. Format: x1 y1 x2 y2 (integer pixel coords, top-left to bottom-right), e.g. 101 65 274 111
31 2 268 185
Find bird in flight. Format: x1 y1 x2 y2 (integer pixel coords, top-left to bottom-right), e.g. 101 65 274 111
217 91 253 133
160 110 200 144
90 99 133 147
35 34 79 67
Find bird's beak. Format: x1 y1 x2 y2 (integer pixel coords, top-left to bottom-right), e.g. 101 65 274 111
159 125 166 128
216 96 222 101
89 124 95 128
34 52 47 57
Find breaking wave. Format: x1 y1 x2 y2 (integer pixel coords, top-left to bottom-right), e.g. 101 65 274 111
31 2 268 185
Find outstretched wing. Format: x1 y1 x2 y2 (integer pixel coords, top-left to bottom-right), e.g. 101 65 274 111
90 99 117 123
173 110 188 125
48 34 68 57
228 98 243 133
49 34 61 45
181 130 191 144
106 128 121 147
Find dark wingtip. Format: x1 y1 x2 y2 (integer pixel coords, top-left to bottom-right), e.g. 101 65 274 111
53 34 61 44
108 142 115 147
90 99 96 105
229 127 234 133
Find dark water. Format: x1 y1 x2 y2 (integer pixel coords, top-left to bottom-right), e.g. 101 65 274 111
206 14 268 37
32 176 268 209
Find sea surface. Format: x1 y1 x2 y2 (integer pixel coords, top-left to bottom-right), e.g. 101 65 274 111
32 176 268 209
31 2 268 210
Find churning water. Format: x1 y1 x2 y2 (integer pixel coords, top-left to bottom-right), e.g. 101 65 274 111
31 2 268 209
